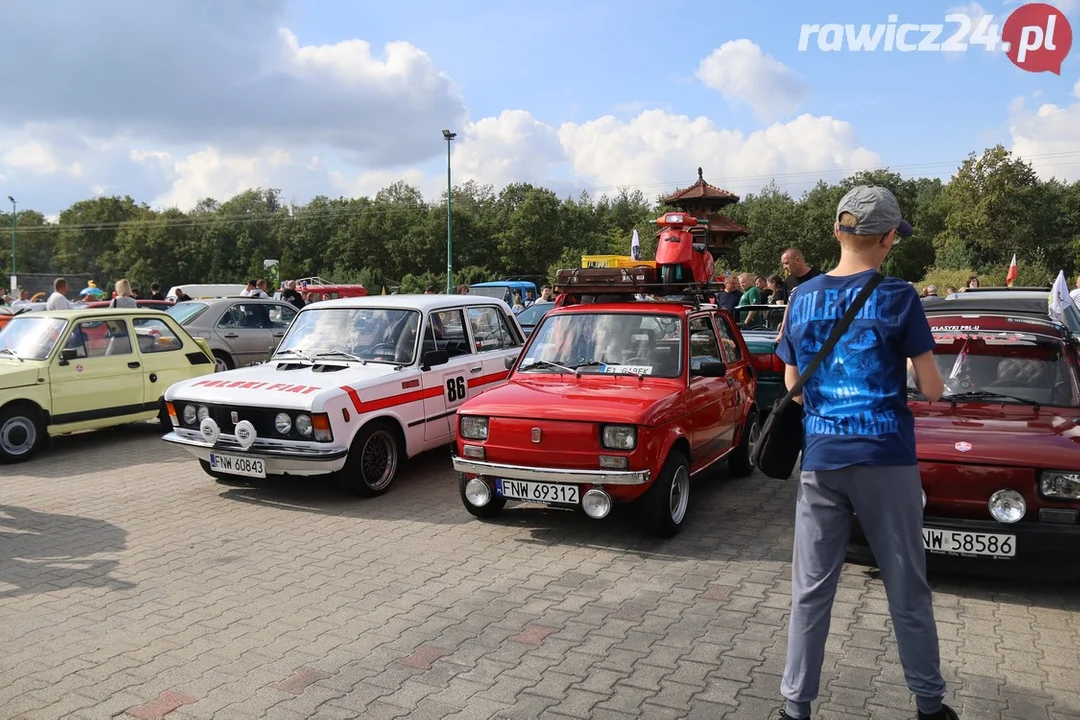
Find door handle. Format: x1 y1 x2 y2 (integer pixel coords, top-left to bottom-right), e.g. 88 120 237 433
128 361 141 369
273 332 284 337
470 366 483 373
223 333 239 339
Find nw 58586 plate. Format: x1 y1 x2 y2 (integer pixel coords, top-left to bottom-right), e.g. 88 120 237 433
923 528 1015 557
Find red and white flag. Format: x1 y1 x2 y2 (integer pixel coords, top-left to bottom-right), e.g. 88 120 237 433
1005 253 1018 286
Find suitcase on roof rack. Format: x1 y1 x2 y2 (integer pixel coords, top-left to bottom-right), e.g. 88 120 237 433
556 266 656 289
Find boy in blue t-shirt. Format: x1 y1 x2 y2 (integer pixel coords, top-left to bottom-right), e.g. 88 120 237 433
775 186 955 720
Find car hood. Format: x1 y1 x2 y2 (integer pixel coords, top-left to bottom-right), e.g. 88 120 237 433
165 359 403 408
913 402 1080 468
461 375 685 425
0 362 46 390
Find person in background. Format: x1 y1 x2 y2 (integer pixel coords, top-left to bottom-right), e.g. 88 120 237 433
524 289 536 306
944 286 958 296
714 275 742 314
424 285 437 295
12 289 31 306
511 294 525 314
174 288 192 302
539 284 554 302
775 185 954 720
964 275 980 290
767 275 788 304
240 280 257 297
111 279 138 308
281 280 305 309
251 279 270 299
46 278 73 310
456 284 470 295
922 285 944 307
781 248 823 289
149 283 166 301
737 273 762 325
756 275 772 304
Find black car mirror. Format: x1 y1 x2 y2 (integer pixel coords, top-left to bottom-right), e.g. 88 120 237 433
504 355 516 370
422 349 449 370
692 360 727 378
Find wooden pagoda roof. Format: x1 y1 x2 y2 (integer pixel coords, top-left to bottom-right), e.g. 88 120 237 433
663 167 740 205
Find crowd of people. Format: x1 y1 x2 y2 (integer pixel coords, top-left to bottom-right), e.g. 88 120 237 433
712 247 823 314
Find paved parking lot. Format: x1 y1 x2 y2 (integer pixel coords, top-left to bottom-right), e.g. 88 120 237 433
1 425 1078 720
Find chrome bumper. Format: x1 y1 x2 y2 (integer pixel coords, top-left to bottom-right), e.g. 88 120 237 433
163 431 349 461
452 457 651 486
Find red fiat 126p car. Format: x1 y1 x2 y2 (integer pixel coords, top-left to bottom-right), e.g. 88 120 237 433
848 290 1080 577
451 268 760 537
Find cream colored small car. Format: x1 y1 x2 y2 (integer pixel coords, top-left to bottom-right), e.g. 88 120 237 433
0 308 217 463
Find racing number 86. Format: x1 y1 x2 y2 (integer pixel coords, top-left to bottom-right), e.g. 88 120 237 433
446 376 467 403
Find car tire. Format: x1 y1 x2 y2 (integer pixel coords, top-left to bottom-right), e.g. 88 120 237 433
213 351 234 371
158 400 172 431
728 408 760 478
459 475 507 518
0 402 46 464
638 449 690 538
335 421 402 497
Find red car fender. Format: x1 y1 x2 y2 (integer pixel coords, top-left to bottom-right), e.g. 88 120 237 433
653 423 692 475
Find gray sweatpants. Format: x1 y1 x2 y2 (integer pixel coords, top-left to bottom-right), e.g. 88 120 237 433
781 465 946 719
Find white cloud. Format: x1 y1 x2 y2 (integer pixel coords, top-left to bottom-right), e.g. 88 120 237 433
1008 90 1080 182
1 140 81 177
695 40 808 121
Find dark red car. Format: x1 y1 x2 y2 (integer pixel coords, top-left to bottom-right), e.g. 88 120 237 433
848 290 1080 577
452 270 759 538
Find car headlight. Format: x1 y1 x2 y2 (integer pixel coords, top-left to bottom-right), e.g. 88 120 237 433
295 414 313 437
182 404 197 425
196 405 209 422
460 416 489 440
601 425 636 450
274 412 292 434
988 489 1026 524
1040 470 1080 500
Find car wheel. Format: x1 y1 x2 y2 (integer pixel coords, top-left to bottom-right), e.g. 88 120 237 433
638 450 690 538
0 403 46 463
213 351 233 371
459 475 507 518
158 400 172 431
336 421 401 497
728 408 760 478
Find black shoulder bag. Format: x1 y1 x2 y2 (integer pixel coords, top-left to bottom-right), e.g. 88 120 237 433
751 272 883 479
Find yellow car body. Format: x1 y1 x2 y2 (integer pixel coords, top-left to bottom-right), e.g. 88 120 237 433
0 308 217 462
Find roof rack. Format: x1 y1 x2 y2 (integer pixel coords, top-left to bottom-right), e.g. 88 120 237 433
555 267 725 297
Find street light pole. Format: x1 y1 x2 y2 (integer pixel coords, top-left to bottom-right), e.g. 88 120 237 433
442 129 456 294
7 196 15 295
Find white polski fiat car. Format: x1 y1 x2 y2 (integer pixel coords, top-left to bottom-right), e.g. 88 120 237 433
162 294 526 495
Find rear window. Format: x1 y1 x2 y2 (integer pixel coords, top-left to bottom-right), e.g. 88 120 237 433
166 301 209 324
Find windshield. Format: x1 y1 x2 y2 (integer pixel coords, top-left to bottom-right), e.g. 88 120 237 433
736 305 786 331
275 307 422 365
469 286 509 301
919 329 1080 406
166 302 209 324
520 312 682 377
0 316 69 361
516 302 554 326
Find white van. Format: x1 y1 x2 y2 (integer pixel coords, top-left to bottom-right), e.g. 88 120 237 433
168 283 247 300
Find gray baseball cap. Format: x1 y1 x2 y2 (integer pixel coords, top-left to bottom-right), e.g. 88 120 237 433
836 185 913 237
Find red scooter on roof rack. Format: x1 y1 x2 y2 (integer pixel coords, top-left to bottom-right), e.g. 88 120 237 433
654 212 714 287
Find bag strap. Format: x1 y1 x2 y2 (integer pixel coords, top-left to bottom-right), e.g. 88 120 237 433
778 272 884 404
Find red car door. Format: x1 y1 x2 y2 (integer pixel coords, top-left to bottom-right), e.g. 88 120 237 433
687 314 737 466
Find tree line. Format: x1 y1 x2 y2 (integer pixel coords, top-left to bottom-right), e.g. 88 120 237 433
2 144 1078 295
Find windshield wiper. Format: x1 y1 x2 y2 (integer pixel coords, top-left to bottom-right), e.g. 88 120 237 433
568 360 605 370
944 390 1041 407
275 348 314 362
520 359 574 374
315 351 366 364
0 347 23 362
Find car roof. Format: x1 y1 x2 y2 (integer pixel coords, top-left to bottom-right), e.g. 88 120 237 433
553 301 698 317
20 308 174 318
298 294 514 313
927 291 1062 318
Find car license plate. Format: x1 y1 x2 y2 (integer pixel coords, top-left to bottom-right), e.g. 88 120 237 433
496 479 579 505
922 528 1015 558
209 453 266 478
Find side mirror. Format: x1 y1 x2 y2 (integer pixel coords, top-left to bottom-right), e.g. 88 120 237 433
59 348 79 365
422 349 449 370
504 355 516 370
692 360 727 378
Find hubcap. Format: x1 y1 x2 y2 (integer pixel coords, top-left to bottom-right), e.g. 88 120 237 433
0 415 36 457
747 419 760 461
360 430 397 490
669 465 690 524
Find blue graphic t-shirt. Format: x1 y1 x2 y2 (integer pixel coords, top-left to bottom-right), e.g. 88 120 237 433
776 270 935 471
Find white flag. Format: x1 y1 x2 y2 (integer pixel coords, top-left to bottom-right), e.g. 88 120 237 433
1049 269 1070 322
949 340 968 380
630 229 641 261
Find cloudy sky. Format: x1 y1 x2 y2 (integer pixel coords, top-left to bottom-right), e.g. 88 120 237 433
1 0 1078 216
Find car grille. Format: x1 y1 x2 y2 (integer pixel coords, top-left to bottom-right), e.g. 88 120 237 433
176 401 289 438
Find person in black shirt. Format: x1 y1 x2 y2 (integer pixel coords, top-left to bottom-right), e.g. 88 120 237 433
713 275 742 314
281 280 305 309
767 275 788 304
781 247 823 289
149 283 166 301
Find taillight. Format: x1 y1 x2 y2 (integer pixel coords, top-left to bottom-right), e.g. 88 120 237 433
751 354 784 373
